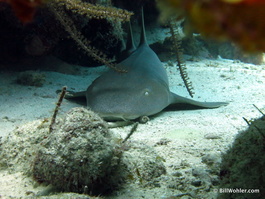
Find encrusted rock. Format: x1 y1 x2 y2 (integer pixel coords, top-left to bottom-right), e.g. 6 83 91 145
32 107 117 194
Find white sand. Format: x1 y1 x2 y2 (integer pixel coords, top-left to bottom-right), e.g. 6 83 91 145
0 57 265 198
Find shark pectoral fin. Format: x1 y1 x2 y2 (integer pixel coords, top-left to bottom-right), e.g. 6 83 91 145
63 91 86 99
56 89 84 98
56 90 86 106
170 92 228 109
189 101 229 108
107 120 134 128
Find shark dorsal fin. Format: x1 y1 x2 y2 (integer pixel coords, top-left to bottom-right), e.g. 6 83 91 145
138 7 147 47
126 21 136 54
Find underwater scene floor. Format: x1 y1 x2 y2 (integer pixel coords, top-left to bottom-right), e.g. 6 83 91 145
0 56 265 199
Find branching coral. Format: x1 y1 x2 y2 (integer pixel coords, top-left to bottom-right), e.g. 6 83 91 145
54 0 132 21
49 86 67 133
168 18 195 98
47 0 133 72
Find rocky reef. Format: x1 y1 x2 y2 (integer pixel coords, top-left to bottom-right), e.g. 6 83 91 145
0 107 166 196
219 114 265 199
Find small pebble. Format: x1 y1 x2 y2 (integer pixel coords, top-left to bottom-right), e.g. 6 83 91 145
204 133 221 139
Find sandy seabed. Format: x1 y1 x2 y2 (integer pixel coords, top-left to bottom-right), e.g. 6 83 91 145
0 56 265 199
